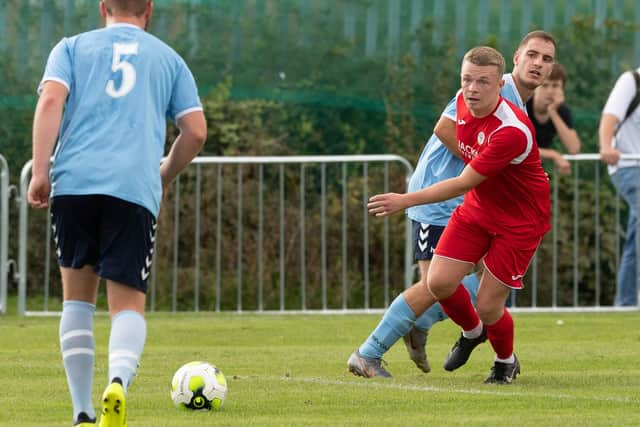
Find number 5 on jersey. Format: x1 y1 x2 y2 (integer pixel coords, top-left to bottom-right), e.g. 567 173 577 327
106 42 139 98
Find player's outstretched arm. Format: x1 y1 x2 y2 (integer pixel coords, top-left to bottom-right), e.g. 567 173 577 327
160 110 207 194
28 81 68 209
368 165 485 217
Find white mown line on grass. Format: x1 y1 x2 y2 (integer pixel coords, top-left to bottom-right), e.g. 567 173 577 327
286 377 637 404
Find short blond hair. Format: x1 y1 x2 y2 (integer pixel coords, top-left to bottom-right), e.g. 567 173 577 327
462 46 505 77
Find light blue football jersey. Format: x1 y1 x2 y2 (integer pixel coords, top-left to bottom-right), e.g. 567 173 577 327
406 73 526 225
39 23 202 217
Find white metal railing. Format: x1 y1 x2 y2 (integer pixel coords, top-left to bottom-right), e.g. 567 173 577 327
12 153 640 316
510 153 640 312
0 155 9 314
17 155 414 316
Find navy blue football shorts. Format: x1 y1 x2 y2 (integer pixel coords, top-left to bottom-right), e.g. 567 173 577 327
50 195 157 293
412 220 445 261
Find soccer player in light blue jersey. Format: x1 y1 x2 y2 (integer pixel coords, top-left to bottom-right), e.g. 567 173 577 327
348 31 556 378
27 1 206 425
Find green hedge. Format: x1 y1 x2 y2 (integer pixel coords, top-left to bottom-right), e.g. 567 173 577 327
2 15 633 308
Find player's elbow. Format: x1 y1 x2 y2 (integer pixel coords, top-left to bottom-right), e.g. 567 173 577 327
36 81 68 114
191 123 207 149
433 121 446 141
180 112 208 150
38 92 65 114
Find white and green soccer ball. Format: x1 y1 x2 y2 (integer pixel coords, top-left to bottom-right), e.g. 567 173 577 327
170 361 227 411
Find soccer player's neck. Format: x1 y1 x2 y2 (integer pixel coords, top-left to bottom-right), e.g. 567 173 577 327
511 73 535 105
104 15 147 29
469 99 500 119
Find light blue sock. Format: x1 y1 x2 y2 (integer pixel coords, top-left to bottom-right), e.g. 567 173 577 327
414 273 480 331
413 301 447 331
59 300 96 422
461 272 480 306
108 310 146 393
359 294 416 359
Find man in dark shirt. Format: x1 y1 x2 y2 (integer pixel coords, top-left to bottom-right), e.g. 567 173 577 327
526 63 581 175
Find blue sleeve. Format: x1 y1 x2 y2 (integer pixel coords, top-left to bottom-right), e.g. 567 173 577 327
442 96 457 119
500 83 524 110
167 59 202 122
38 38 73 94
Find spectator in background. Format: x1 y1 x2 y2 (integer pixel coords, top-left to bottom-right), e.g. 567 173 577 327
599 68 640 307
527 62 581 175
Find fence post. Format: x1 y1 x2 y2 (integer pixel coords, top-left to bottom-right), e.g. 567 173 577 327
0 155 9 314
17 161 32 316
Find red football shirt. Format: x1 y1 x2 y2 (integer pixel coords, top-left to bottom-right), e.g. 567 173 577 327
455 93 550 235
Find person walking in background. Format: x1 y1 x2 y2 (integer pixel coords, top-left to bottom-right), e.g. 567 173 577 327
599 68 640 307
27 1 206 425
347 31 555 379
527 62 581 174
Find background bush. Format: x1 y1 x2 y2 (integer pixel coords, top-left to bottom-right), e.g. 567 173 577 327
1 1 636 308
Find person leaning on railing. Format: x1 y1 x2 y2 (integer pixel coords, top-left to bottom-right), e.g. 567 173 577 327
599 68 640 307
526 62 581 175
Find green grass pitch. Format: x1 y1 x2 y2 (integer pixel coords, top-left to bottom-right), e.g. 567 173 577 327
1 311 639 426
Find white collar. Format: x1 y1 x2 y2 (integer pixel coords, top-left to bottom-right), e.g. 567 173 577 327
105 23 143 30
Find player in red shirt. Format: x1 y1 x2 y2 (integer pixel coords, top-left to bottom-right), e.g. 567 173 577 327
368 46 550 384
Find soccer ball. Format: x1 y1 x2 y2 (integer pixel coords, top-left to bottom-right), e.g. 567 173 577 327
170 361 227 411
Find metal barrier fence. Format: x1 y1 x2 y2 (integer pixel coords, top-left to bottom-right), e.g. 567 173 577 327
11 154 640 316
0 155 9 314
17 155 414 316
512 154 640 312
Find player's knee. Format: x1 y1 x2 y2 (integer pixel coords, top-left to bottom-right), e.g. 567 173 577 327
427 277 457 299
476 302 502 325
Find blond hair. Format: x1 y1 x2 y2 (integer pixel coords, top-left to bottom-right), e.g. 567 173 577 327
462 46 505 77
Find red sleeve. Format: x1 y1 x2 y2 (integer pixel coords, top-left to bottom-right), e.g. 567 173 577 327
469 127 529 178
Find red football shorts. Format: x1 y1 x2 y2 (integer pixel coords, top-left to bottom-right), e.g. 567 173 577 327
434 207 544 289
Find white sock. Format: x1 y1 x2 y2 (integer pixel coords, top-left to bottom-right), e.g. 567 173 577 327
462 322 483 339
60 300 96 422
495 354 515 364
108 310 146 392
